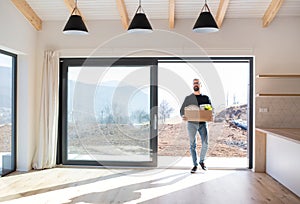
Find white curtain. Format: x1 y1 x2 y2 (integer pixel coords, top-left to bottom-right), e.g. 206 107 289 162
32 51 59 169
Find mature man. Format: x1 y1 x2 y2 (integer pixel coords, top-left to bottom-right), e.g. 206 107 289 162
180 79 212 173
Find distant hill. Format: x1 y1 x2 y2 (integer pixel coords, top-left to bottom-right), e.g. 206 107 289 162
68 80 148 122
214 104 247 122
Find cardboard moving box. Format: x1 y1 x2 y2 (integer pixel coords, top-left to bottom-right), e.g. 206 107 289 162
184 108 213 122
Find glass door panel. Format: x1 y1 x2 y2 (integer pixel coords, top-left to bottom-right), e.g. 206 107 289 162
157 59 252 169
0 51 16 176
61 58 157 166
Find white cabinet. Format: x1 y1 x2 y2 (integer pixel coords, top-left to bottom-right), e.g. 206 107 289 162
266 133 300 197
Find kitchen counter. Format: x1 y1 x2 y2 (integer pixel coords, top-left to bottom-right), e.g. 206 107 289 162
255 128 300 197
256 128 300 144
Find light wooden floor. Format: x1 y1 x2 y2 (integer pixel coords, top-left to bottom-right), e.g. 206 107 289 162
0 167 299 204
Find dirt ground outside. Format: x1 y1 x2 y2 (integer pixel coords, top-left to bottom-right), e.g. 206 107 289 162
0 124 11 152
0 121 248 158
158 121 248 158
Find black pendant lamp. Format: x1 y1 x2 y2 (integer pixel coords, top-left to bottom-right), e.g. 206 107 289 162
128 0 153 33
63 0 88 35
193 0 219 33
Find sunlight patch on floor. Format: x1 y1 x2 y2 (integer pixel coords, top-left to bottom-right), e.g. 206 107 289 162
0 168 236 204
124 170 235 204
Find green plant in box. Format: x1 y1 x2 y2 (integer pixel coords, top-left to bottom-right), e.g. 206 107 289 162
204 104 212 110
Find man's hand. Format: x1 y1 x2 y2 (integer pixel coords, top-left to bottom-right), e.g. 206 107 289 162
182 115 187 121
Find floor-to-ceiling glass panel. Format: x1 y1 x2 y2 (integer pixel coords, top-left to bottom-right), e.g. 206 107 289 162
66 65 154 164
0 51 16 176
157 60 251 168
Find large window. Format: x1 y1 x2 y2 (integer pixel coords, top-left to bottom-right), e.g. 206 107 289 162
59 58 158 166
0 50 17 176
58 57 253 168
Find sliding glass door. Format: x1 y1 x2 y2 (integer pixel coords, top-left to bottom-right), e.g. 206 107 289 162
59 57 253 169
60 58 158 166
157 58 253 169
0 50 17 176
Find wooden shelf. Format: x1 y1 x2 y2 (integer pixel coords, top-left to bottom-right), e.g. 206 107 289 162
257 74 300 97
257 74 300 78
257 93 300 97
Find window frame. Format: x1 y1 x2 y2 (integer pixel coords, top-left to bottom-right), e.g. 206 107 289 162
58 56 254 169
58 58 158 167
0 49 17 176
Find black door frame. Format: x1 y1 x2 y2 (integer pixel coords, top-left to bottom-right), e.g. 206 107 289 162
0 49 17 176
58 58 158 167
58 56 254 169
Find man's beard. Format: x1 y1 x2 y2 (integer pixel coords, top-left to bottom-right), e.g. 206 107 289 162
193 86 199 91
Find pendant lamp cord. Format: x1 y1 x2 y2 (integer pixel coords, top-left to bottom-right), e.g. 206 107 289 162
135 0 145 14
201 0 211 13
71 0 78 15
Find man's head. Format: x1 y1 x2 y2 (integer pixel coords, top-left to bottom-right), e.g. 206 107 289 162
193 79 201 92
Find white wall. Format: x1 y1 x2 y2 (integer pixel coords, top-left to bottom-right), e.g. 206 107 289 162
37 17 300 87
0 1 37 171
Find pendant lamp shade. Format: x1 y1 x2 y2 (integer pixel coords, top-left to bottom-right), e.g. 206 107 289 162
128 13 152 33
128 1 153 33
63 0 88 35
193 1 219 33
63 15 88 35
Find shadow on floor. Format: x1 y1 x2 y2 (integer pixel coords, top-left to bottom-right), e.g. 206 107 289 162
0 168 140 202
63 172 190 204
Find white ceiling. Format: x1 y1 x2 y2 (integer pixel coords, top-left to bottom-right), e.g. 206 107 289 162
25 0 300 21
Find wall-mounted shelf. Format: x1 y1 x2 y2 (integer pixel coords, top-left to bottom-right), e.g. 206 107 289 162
257 74 300 78
256 74 300 97
257 93 300 97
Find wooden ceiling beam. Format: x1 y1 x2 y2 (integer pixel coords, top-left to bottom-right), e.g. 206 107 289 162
262 0 284 27
116 0 129 29
169 0 175 29
10 0 42 31
215 0 230 28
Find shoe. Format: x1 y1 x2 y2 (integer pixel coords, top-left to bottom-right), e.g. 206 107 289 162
190 166 197 173
200 162 207 171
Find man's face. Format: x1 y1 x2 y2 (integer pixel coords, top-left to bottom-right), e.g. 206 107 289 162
193 80 200 91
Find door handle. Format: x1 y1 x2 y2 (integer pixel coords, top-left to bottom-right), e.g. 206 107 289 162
153 114 157 130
